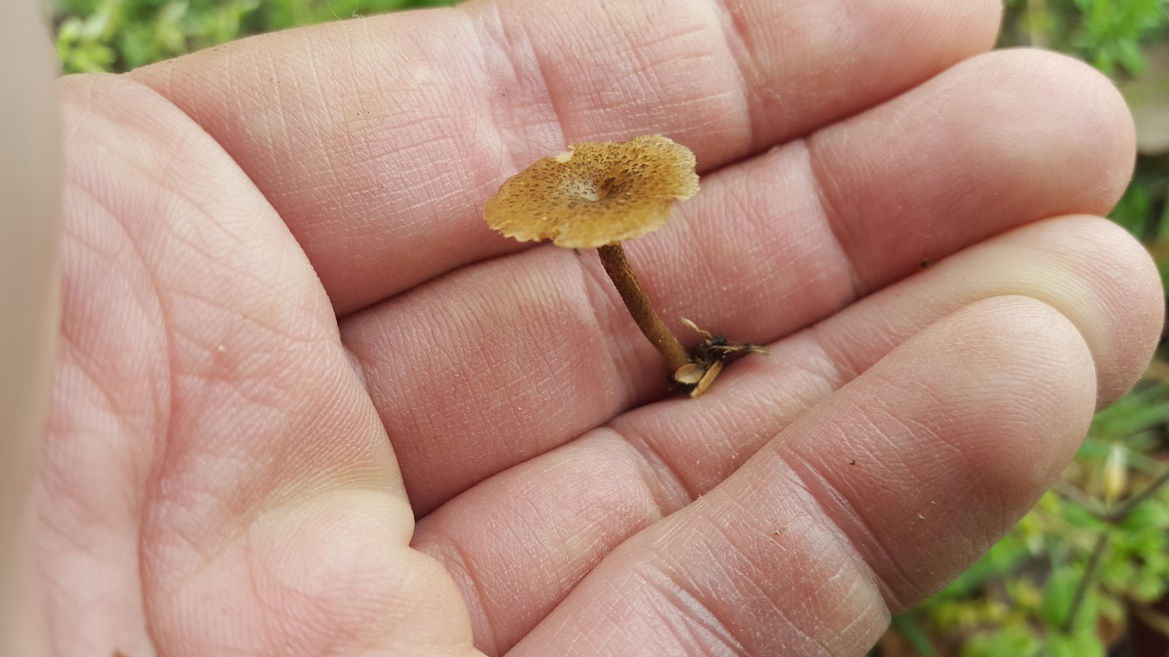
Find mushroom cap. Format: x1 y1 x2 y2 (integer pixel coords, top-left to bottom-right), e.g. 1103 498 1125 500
484 134 699 248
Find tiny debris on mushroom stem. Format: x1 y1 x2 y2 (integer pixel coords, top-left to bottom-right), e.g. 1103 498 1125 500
483 134 767 397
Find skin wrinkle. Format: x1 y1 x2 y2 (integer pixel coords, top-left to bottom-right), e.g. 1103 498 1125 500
599 424 697 519
570 247 669 403
146 508 231 601
36 425 129 560
672 216 739 321
38 532 110 654
543 4 647 138
766 462 893 617
612 446 879 649
639 568 752 657
475 4 568 176
46 255 161 656
62 192 178 499
415 540 495 641
56 239 158 379
63 173 166 333
469 6 558 182
819 572 883 648
249 403 381 511
297 46 335 175
627 145 847 344
614 406 729 500
284 24 507 291
809 437 951 618
554 491 642 569
818 404 972 603
806 318 882 386
712 0 788 151
687 512 803 655
767 140 856 321
261 51 317 194
78 90 239 255
245 519 370 653
708 0 757 148
778 332 852 407
462 278 596 435
53 348 141 447
504 270 601 402
769 444 917 615
640 521 830 657
417 432 673 655
66 99 327 367
802 220 1118 403
239 533 284 653
803 129 872 303
163 502 418 654
597 11 730 135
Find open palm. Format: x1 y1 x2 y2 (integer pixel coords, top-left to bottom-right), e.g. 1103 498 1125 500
34 1 1162 655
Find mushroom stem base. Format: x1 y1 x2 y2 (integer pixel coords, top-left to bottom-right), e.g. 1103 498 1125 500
597 243 690 373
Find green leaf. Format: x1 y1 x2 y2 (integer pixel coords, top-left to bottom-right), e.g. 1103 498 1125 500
1046 628 1105 657
960 624 1039 657
1089 382 1169 441
1041 566 1080 628
1110 182 1152 235
1117 36 1150 73
1059 502 1105 530
1120 498 1169 532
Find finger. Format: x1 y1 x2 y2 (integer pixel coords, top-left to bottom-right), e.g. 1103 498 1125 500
344 49 1136 514
809 49 1135 294
128 0 1001 313
0 0 60 650
511 295 1098 657
412 215 1162 653
43 75 473 655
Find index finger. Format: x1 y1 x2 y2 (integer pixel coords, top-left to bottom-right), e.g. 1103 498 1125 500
129 0 1001 313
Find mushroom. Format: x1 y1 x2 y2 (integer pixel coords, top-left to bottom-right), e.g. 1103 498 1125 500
484 134 764 396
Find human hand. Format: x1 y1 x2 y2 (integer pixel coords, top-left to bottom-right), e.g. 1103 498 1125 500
7 0 1164 655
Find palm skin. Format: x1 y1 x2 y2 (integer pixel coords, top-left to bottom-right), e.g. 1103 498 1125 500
16 0 1164 655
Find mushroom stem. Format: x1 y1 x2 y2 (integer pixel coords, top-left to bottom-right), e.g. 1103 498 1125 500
597 243 690 372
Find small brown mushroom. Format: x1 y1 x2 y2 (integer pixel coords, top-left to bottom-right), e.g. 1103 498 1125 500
484 134 764 396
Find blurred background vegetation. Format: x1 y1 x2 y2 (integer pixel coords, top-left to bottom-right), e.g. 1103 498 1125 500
52 0 1169 655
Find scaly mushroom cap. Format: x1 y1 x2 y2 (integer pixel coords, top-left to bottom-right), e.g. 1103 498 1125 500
484 134 699 248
